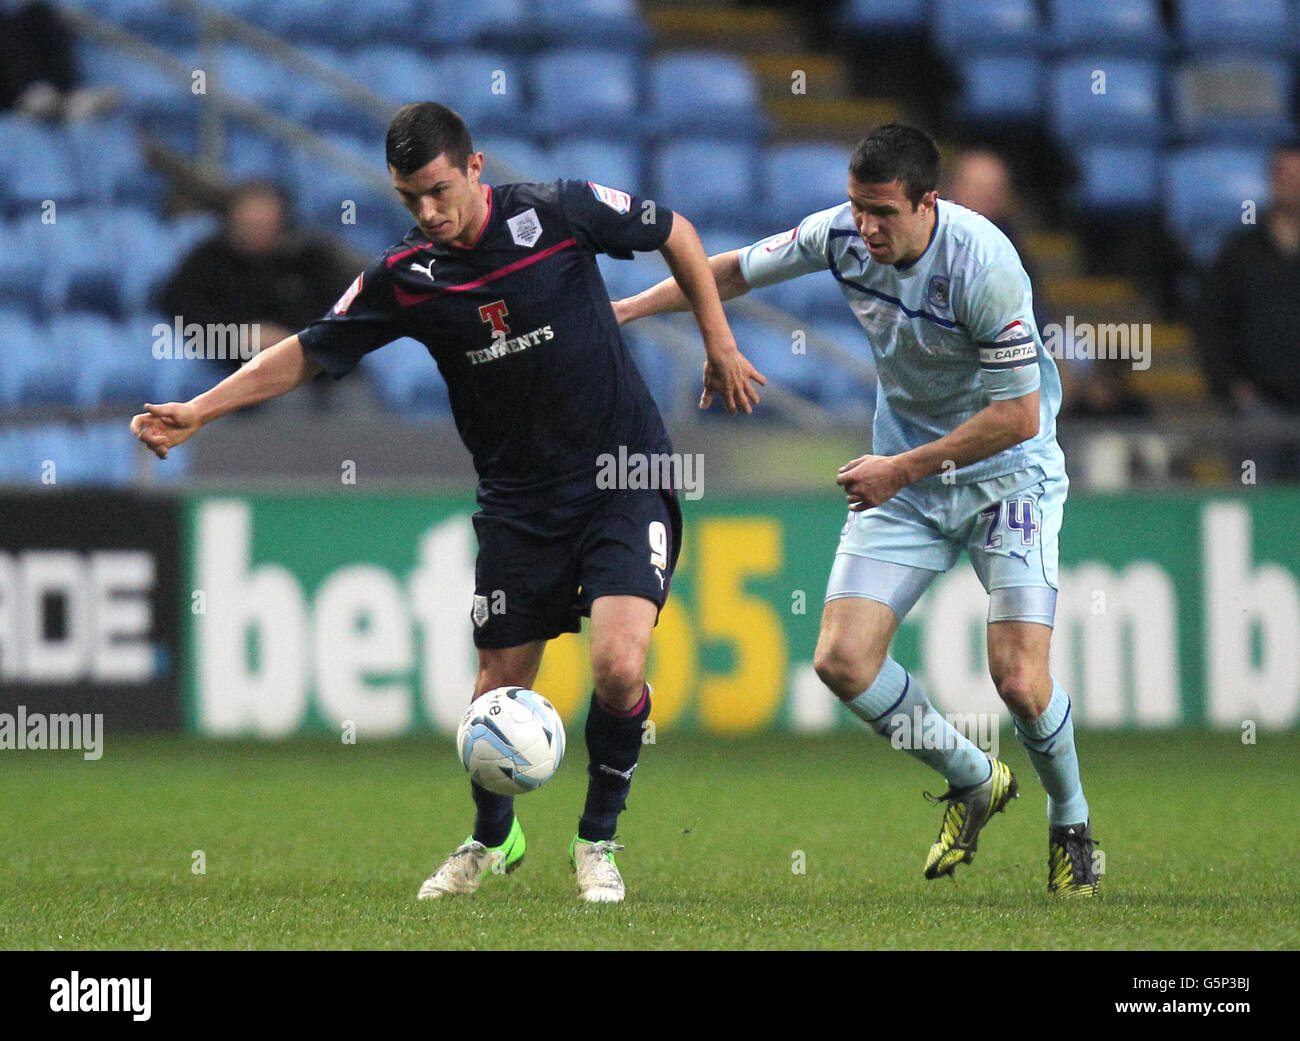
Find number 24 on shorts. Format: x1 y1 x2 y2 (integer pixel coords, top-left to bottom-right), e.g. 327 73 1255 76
981 499 1038 549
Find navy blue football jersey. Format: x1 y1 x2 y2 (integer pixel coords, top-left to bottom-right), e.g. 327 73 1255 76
298 179 675 514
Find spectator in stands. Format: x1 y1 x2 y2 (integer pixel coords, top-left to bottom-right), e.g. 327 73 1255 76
159 181 358 405
1195 143 1300 480
0 0 118 120
944 149 1022 243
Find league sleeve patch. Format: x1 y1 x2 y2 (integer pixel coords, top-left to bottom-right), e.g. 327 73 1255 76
332 273 363 315
589 182 632 214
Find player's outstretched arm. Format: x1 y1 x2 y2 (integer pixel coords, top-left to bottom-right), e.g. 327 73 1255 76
613 247 752 325
837 391 1040 510
634 214 765 414
130 333 321 459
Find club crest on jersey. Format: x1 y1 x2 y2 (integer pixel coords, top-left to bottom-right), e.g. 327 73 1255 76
926 275 950 310
471 595 489 629
507 208 543 247
589 182 631 214
478 299 511 336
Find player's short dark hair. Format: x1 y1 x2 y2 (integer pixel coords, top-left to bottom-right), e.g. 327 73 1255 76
848 124 941 210
386 102 474 176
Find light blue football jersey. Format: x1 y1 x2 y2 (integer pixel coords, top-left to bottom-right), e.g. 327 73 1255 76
738 199 1065 486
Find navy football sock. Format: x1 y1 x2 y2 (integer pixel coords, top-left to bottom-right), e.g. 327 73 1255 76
578 685 650 842
471 780 514 848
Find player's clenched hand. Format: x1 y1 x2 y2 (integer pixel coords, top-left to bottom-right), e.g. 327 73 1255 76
700 344 766 415
130 401 201 460
836 454 905 511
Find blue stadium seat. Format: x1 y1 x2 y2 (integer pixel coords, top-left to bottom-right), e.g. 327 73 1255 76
223 121 291 183
840 0 931 34
353 46 441 105
1173 58 1294 144
1047 58 1163 142
16 423 105 485
752 269 849 323
762 142 852 229
136 315 234 405
78 40 200 132
647 53 768 139
40 207 125 317
546 140 645 195
932 0 1042 54
1047 0 1169 56
726 317 844 406
533 0 651 52
0 311 74 406
956 56 1045 126
360 338 452 417
419 0 539 53
481 136 555 183
1072 143 1161 213
531 49 645 138
1175 0 1293 56
653 139 761 227
100 207 187 314
65 118 162 208
50 314 152 407
81 421 143 486
0 116 79 213
1163 146 1270 263
620 326 692 414
215 43 297 116
432 52 529 134
0 219 45 308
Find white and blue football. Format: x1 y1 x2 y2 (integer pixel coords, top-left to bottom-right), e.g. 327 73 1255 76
456 687 566 796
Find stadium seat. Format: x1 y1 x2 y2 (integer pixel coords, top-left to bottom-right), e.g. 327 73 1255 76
533 0 651 52
1071 143 1161 213
726 317 845 406
647 53 769 139
546 139 645 196
752 270 850 323
840 0 931 34
64 118 162 208
352 46 441 106
955 56 1045 126
222 121 290 184
1047 0 1169 56
77 40 201 135
80 421 143 486
1172 58 1294 144
136 315 235 405
481 136 555 183
0 311 74 407
0 219 41 309
16 422 104 485
214 43 297 117
50 314 153 407
0 116 79 213
620 325 693 414
932 0 1042 55
431 52 530 134
1175 0 1293 56
1046 58 1164 143
360 337 452 417
419 0 539 53
762 142 853 230
1163 146 1269 263
531 49 645 138
653 139 761 227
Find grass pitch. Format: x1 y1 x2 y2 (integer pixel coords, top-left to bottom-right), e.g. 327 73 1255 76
1 730 1296 950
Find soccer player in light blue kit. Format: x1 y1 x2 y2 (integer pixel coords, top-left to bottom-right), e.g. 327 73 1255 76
615 124 1099 896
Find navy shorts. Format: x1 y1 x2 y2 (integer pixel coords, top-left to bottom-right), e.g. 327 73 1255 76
470 487 682 649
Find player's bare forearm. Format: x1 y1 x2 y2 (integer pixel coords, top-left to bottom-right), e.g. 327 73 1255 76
615 246 750 324
837 392 1039 510
190 334 321 424
895 392 1040 484
131 334 321 459
658 215 735 352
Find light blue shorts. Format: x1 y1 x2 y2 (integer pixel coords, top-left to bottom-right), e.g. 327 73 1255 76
826 465 1067 625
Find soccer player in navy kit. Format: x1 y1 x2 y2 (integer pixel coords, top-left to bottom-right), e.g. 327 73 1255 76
132 102 765 903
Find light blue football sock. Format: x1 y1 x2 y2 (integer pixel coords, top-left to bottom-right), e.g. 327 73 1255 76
1012 680 1090 826
845 657 991 789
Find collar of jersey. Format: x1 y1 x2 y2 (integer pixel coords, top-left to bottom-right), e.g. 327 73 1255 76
892 199 943 277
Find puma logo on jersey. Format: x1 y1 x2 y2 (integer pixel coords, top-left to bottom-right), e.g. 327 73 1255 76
410 258 436 280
